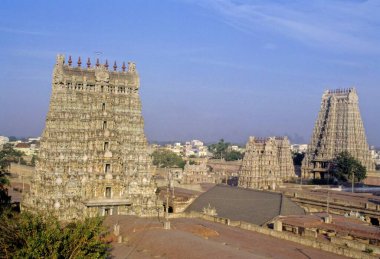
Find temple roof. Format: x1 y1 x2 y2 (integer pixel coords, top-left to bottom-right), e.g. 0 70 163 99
186 185 305 226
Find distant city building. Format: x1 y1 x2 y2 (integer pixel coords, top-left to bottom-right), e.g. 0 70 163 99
238 136 295 190
370 147 380 167
0 136 9 148
22 54 157 220
290 144 308 154
191 139 203 147
14 142 37 156
27 137 41 142
164 139 208 158
302 88 375 179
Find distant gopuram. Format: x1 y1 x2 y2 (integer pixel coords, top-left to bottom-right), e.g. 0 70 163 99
302 88 375 179
238 136 295 190
22 55 158 220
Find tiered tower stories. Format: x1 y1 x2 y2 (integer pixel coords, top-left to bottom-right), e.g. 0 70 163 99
22 55 158 220
302 88 375 179
238 136 295 190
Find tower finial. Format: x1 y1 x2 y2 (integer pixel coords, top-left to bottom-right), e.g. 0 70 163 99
96 58 100 67
77 56 82 67
113 61 117 71
122 62 126 72
87 57 91 68
68 55 72 66
105 59 109 69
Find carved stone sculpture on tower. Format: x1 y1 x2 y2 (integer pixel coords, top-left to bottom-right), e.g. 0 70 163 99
238 136 295 190
302 88 375 179
22 54 158 220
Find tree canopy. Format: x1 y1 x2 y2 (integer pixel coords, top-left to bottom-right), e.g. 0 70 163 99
151 149 185 169
292 152 305 166
224 150 244 161
332 151 367 183
208 139 244 161
208 139 229 159
0 211 110 258
0 172 10 213
0 144 26 170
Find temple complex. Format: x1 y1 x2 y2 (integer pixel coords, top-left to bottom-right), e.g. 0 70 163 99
238 136 295 190
22 54 158 220
302 88 375 179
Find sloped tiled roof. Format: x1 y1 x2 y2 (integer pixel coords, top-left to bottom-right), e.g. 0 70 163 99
15 143 30 148
185 185 305 226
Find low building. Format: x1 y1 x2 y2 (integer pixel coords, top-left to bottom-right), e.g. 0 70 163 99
0 136 9 149
274 213 380 254
14 142 37 156
290 144 308 153
182 161 214 184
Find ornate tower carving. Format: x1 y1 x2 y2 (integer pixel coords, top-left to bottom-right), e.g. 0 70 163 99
238 136 295 190
22 54 158 220
302 88 375 179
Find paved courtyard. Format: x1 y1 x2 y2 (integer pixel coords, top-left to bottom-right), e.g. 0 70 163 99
105 215 346 259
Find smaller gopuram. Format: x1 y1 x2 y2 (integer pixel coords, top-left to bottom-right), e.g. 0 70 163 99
238 136 295 190
302 88 375 179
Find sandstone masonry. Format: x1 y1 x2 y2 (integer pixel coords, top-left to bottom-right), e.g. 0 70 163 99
238 136 295 190
302 88 375 179
22 55 158 220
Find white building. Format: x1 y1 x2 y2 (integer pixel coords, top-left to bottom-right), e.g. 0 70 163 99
0 136 9 147
291 144 308 153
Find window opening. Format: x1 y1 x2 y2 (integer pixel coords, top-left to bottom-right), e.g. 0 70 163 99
106 187 111 198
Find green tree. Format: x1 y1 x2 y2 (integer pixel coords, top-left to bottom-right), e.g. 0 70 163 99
30 155 37 167
292 152 305 166
0 211 109 258
0 172 10 213
7 136 17 142
151 149 185 169
224 150 244 161
208 139 230 159
332 151 367 183
0 144 26 171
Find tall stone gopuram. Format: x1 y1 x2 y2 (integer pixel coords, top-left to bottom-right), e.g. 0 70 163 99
22 55 158 220
238 136 295 190
302 88 375 179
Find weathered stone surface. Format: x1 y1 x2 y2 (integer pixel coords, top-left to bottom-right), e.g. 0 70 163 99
238 136 295 190
22 54 158 220
302 88 375 179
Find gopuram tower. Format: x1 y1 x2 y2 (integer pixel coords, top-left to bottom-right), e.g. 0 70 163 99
302 88 375 179
238 136 295 190
22 55 158 220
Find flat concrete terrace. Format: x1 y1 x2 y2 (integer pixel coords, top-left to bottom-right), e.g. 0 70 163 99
279 213 380 242
280 186 380 218
104 215 346 259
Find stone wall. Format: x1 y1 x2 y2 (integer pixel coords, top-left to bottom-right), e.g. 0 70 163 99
173 211 377 259
364 171 380 186
9 163 35 180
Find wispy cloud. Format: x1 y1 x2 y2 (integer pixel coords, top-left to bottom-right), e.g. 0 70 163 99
187 0 380 54
0 26 49 36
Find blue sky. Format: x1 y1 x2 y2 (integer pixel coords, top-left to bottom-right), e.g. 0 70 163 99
0 0 379 146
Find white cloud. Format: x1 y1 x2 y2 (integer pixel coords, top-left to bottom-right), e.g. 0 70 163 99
187 0 380 54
